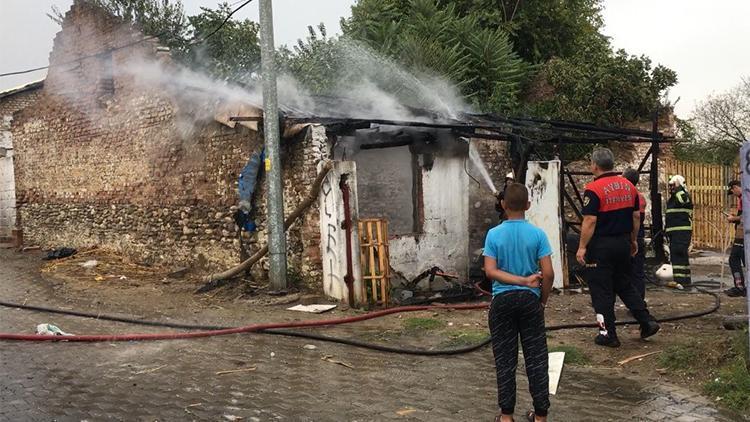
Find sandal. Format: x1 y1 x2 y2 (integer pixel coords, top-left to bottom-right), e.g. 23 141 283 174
526 411 535 422
494 415 515 422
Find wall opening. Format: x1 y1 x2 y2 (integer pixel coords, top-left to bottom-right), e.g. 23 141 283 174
97 51 115 105
354 146 422 236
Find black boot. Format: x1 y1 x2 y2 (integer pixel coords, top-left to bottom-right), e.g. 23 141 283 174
725 286 747 297
595 334 621 348
640 320 660 339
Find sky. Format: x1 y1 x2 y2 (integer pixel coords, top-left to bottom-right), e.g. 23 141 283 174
1 0 748 117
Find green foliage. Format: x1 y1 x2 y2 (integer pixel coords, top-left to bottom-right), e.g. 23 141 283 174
183 3 261 81
439 0 606 64
402 317 444 331
658 343 699 373
703 330 750 413
343 0 676 123
441 329 488 347
72 0 190 51
672 118 738 164
277 24 342 94
55 1 260 82
548 345 591 366
524 44 677 125
341 0 527 113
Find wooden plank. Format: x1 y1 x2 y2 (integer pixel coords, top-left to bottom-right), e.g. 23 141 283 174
368 221 377 303
376 221 388 305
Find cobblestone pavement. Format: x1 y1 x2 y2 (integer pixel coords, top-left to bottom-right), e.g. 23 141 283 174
0 250 740 421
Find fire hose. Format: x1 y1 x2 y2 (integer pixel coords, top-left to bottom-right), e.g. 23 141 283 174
0 286 721 356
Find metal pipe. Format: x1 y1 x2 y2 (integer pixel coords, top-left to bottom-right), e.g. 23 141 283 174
340 176 355 306
259 0 287 289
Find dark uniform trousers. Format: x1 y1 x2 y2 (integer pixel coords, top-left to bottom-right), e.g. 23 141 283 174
585 234 651 338
729 238 745 289
669 231 692 286
631 237 646 299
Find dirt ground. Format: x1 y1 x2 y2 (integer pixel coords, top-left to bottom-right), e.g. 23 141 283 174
31 247 750 418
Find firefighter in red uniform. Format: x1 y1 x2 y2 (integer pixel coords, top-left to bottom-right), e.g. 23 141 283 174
576 148 660 347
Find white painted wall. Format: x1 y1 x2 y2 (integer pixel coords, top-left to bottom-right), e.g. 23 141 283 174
0 114 16 239
318 160 365 305
525 160 565 288
389 156 470 281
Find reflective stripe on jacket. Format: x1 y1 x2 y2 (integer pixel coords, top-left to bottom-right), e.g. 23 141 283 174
666 187 693 232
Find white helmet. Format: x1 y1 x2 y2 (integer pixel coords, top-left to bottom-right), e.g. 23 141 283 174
505 172 514 180
668 175 686 187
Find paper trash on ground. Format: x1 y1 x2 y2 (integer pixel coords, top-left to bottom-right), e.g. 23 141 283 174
287 304 337 313
36 323 73 336
548 351 565 395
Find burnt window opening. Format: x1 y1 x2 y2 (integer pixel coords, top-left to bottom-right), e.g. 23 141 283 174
354 146 423 236
97 51 115 104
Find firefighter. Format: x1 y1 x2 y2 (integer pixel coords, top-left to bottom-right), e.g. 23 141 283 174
725 180 746 297
494 172 515 222
622 168 646 299
665 175 693 287
576 148 660 347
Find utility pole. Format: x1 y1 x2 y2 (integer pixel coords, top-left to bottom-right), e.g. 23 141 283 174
259 0 287 290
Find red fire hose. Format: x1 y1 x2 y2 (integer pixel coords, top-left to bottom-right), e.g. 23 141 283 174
0 302 488 342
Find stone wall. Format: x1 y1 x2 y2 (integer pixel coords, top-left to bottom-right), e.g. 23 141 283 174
10 1 324 287
0 85 42 240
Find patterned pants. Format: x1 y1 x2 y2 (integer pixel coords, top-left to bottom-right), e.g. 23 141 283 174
488 290 550 417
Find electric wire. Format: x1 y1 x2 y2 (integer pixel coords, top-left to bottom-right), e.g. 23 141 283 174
0 0 256 79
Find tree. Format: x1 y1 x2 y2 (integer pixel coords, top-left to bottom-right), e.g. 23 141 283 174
525 45 678 125
342 0 677 123
675 79 750 164
341 0 527 113
183 4 261 81
438 0 606 64
50 0 260 82
277 24 342 94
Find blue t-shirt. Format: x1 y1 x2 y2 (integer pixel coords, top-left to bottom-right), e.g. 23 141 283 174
483 219 552 297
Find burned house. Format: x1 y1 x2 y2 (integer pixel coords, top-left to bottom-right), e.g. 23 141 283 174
2 1 673 307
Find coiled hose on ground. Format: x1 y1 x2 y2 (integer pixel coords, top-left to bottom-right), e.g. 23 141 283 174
0 284 721 355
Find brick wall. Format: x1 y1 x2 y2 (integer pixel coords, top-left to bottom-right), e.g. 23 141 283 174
0 85 42 239
10 1 324 286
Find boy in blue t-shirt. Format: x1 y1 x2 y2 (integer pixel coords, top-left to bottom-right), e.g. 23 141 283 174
483 183 554 422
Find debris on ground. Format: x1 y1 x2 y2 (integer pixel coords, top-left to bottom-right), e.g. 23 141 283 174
548 351 565 395
168 267 189 279
133 365 167 375
618 351 661 366
36 323 72 336
215 367 257 376
43 247 77 261
303 344 318 350
396 408 417 416
287 304 337 314
321 355 354 369
80 260 99 269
